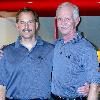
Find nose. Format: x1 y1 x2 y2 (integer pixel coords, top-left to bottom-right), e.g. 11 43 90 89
61 20 66 26
25 22 29 29
61 18 70 26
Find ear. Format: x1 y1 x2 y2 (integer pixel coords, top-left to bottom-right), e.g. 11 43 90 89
75 17 80 27
36 22 39 30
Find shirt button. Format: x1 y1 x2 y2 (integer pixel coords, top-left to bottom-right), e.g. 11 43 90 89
80 65 84 67
60 52 62 54
66 55 71 58
27 53 30 56
68 56 70 58
38 56 43 60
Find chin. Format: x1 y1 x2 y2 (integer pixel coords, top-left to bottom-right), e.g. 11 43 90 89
22 35 33 39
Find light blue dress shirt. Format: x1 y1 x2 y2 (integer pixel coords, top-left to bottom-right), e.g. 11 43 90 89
51 32 100 98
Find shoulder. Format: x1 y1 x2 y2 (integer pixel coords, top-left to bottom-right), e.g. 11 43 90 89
75 35 95 50
0 43 15 61
71 36 97 58
77 38 97 58
36 35 54 49
52 39 61 47
81 38 96 51
2 42 15 52
42 40 55 49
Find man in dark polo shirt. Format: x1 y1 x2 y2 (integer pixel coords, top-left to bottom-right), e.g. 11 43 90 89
0 8 54 100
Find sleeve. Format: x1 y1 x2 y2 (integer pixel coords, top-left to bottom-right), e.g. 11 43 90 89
85 48 100 84
0 56 7 86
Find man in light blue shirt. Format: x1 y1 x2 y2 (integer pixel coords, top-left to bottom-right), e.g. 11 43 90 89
51 2 100 100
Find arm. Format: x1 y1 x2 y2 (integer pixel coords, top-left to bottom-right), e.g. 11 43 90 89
87 83 99 100
0 47 7 100
85 47 100 100
98 85 100 92
0 85 6 100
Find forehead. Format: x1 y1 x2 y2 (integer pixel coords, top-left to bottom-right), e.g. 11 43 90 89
18 12 35 21
57 6 73 18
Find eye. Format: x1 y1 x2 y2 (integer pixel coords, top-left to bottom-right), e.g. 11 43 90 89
65 18 70 21
29 20 35 23
19 21 24 24
29 21 33 23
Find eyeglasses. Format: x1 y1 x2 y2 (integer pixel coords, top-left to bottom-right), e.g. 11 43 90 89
18 20 36 24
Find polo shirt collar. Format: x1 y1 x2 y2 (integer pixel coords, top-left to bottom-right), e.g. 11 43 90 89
15 35 44 48
58 31 83 44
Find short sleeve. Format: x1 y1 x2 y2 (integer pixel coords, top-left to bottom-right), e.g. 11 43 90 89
85 48 100 83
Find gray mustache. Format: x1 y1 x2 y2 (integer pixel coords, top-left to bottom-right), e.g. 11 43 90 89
22 29 32 32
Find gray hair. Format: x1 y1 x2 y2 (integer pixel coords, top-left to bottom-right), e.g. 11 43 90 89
56 2 79 20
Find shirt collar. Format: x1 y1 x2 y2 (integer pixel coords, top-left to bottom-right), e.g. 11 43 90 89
58 32 83 44
15 35 44 48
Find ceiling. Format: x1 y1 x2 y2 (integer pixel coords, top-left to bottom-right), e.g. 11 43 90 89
0 0 100 16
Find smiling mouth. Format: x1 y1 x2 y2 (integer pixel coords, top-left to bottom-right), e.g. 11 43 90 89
24 31 31 33
61 25 72 30
22 29 32 32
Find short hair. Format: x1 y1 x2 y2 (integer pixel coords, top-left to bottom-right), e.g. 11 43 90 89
16 8 39 23
56 2 79 20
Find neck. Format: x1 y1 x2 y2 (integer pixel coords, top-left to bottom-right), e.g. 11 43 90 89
20 35 37 51
62 30 77 43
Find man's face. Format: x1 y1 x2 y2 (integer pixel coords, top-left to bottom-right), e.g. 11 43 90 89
57 6 79 35
16 12 38 39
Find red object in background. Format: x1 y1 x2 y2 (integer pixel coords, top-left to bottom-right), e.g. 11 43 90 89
54 18 58 40
0 0 100 16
